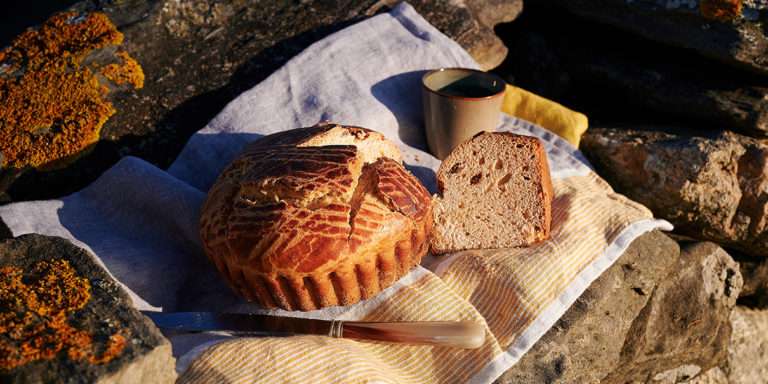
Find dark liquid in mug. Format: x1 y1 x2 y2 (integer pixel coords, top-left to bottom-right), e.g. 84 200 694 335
437 77 499 98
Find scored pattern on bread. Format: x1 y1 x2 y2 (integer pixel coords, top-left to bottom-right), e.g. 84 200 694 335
199 124 432 311
431 132 553 253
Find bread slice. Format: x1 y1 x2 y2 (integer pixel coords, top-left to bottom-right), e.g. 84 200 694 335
431 132 553 253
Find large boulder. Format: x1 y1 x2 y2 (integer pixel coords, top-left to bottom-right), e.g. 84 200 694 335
530 0 768 75
581 126 768 260
495 5 768 138
497 233 743 383
0 234 176 383
0 0 521 203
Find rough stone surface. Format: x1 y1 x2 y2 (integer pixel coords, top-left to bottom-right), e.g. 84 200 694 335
532 0 768 75
603 242 742 383
495 5 768 138
0 234 176 383
687 367 728 384
582 126 768 260
497 231 681 384
496 233 743 383
459 0 522 68
694 307 768 383
736 256 768 308
726 306 768 384
0 0 520 203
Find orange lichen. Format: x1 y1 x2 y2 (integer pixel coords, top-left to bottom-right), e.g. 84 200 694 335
700 0 743 20
0 11 143 170
101 51 145 89
0 259 126 370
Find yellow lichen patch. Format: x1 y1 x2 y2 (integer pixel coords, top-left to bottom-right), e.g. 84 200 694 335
0 11 143 170
0 259 126 370
101 51 145 89
700 0 743 21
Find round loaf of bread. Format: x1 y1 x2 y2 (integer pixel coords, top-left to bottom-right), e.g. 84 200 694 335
199 123 433 311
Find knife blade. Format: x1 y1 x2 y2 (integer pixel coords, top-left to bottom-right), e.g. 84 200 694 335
142 311 326 336
142 311 485 349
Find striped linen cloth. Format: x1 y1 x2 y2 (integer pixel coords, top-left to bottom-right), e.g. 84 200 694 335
0 3 671 383
176 121 670 383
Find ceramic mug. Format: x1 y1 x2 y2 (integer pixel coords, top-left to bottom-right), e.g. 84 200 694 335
422 68 506 159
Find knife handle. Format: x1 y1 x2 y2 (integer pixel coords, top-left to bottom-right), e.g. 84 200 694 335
339 321 485 349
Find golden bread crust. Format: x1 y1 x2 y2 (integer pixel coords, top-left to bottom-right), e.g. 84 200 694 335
533 138 553 243
199 124 432 311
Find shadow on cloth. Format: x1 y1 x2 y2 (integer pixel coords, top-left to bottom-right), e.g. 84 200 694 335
55 132 265 312
371 70 430 151
404 163 438 195
167 131 265 192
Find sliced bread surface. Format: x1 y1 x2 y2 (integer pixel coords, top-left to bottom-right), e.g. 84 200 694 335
431 132 553 253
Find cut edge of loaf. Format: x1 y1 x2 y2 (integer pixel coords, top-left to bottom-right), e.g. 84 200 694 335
431 131 553 254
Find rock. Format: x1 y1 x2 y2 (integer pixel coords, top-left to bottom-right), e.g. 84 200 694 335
687 367 729 384
726 306 768 383
494 5 768 138
581 126 768 259
531 0 768 75
603 242 742 382
736 257 768 308
452 0 523 69
0 0 520 203
497 233 743 383
693 306 768 383
0 11 145 193
0 234 175 383
399 0 522 70
497 231 681 383
674 306 768 384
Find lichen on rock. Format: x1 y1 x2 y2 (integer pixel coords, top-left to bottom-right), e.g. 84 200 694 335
0 259 125 370
0 234 176 383
700 0 743 20
0 11 144 170
101 51 145 89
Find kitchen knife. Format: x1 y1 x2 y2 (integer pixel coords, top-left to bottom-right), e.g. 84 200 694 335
142 311 485 349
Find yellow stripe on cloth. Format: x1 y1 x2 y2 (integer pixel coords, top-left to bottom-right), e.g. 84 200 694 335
501 85 589 148
179 172 656 384
180 275 503 384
